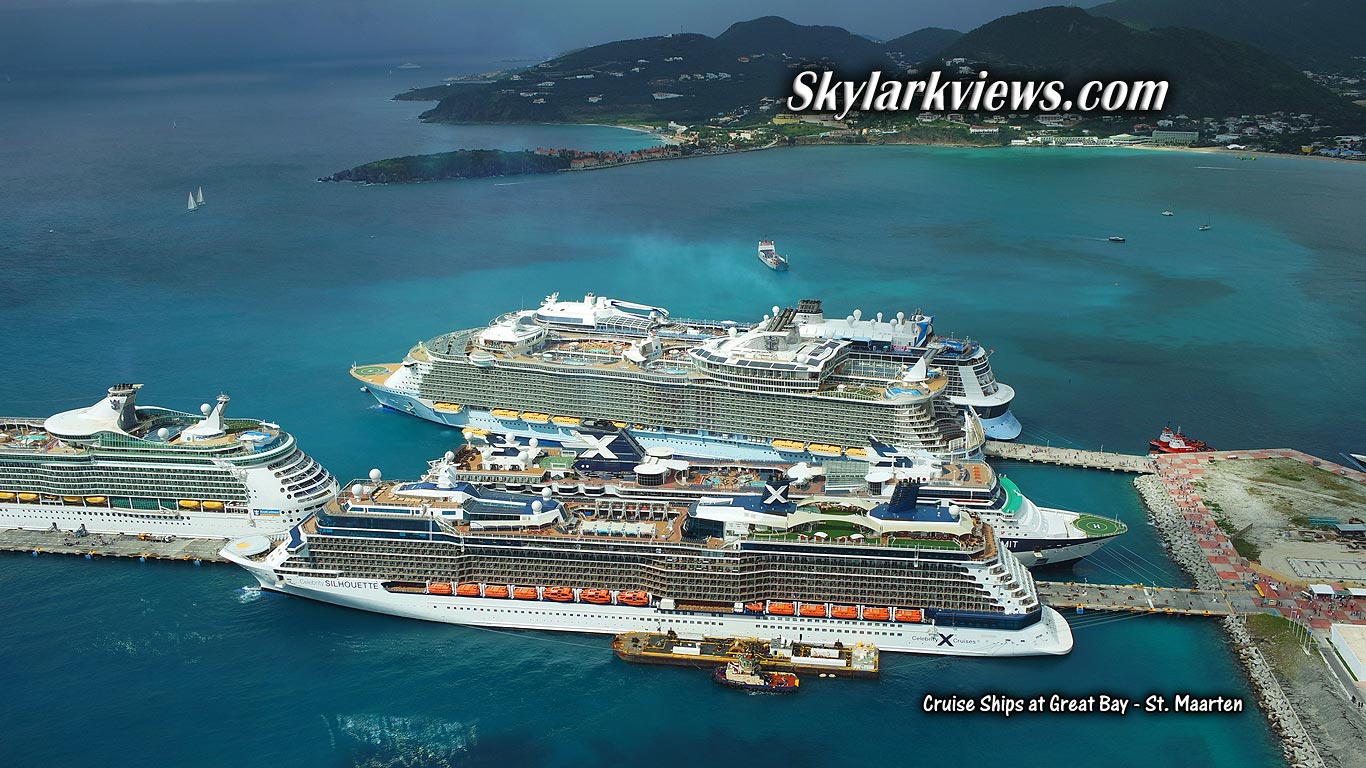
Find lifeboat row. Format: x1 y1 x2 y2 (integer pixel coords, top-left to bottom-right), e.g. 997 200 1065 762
757 601 924 622
425 583 651 606
177 499 226 510
0 492 113 506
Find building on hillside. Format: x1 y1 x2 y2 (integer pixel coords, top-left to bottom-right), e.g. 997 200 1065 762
1150 130 1200 147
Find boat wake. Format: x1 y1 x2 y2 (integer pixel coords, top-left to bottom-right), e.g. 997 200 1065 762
325 713 477 765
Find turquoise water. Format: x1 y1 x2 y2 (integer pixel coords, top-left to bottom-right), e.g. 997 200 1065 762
4 59 1363 766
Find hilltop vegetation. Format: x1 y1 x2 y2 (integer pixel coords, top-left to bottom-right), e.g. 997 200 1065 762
322 149 569 184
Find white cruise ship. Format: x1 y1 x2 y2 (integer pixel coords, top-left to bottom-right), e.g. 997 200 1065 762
223 470 1073 657
352 293 1020 468
0 384 338 539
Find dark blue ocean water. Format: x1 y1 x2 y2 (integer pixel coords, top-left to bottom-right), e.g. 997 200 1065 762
3 57 1363 766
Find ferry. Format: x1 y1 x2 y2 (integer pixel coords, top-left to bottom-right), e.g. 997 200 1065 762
437 430 1127 567
757 240 790 271
0 385 336 539
351 293 1023 467
222 468 1074 657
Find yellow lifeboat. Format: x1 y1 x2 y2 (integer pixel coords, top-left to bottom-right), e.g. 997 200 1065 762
844 447 868 459
771 439 807 453
461 427 491 439
18 492 39 502
552 415 582 427
84 496 107 505
491 408 520 420
0 491 16 501
178 500 201 509
520 412 550 424
202 500 224 510
62 496 83 503
432 402 463 413
611 421 628 429
807 443 842 457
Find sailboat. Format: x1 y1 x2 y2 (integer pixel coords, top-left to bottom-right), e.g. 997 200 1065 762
187 192 198 213
196 187 205 207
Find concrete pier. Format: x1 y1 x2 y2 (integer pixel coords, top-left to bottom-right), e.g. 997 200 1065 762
1038 580 1244 615
984 441 1156 473
0 528 227 563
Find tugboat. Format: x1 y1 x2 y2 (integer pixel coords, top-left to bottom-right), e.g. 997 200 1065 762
712 654 799 693
1149 426 1213 454
757 240 790 271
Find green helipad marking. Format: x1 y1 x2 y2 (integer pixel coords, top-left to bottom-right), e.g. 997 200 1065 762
353 365 390 376
1000 475 1024 516
1073 514 1126 537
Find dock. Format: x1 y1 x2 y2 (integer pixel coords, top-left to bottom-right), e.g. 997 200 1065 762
984 441 1155 473
1037 580 1245 615
0 528 228 563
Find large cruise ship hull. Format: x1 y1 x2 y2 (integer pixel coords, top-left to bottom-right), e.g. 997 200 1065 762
0 500 298 539
237 568 1073 657
365 384 958 464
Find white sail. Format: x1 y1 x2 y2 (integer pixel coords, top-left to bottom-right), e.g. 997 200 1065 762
196 186 204 205
187 193 196 211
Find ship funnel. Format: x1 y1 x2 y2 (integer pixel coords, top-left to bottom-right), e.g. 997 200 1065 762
107 384 142 432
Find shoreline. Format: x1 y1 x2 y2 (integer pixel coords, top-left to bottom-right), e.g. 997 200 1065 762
1134 475 1327 768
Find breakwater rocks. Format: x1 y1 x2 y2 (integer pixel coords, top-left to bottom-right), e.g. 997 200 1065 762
1223 617 1326 768
1134 475 1219 589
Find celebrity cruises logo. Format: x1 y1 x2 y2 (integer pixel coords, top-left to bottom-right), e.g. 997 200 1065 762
787 70 1170 121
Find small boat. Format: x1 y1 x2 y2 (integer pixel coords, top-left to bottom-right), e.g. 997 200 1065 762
611 421 628 429
455 583 481 597
17 492 39 502
520 412 550 424
0 492 15 501
799 603 828 618
831 605 858 619
618 590 650 607
843 447 867 459
767 601 795 615
861 607 891 621
433 402 462 413
187 192 198 213
513 586 539 600
771 439 806 453
581 589 612 604
483 584 510 598
1108 236 1125 243
807 443 842 457
757 240 790 271
490 408 520 420
1199 224 1211 231
712 655 799 693
543 587 574 602
202 500 224 510
196 186 205 207
551 415 581 427
895 608 923 623
178 499 201 509
427 582 454 596
743 601 765 613
1149 426 1212 454
62 496 82 503
1161 210 1173 216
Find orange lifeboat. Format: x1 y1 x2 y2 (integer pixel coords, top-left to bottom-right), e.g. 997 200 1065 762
543 587 575 602
861 607 891 621
427 582 453 596
895 608 924 623
455 583 481 597
767 602 795 615
618 590 650 607
799 603 829 618
581 589 612 604
484 585 510 599
513 586 539 600
744 601 765 613
831 605 857 619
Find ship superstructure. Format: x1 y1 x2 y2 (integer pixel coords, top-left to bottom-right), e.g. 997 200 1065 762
0 384 337 538
353 292 1019 467
223 469 1073 657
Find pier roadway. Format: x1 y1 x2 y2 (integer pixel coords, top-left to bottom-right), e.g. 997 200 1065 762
985 441 1156 474
0 528 227 563
1038 581 1245 616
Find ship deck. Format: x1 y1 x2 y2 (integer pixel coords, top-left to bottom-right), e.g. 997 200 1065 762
350 363 402 386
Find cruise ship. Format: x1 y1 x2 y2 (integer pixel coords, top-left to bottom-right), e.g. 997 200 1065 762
223 469 1073 657
422 430 1126 567
352 293 1021 468
0 384 338 539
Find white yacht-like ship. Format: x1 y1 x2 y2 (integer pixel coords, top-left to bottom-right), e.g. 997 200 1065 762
757 240 789 271
0 384 337 539
352 293 1021 468
223 468 1073 657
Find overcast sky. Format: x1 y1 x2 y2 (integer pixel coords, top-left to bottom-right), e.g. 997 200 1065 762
0 0 1077 72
